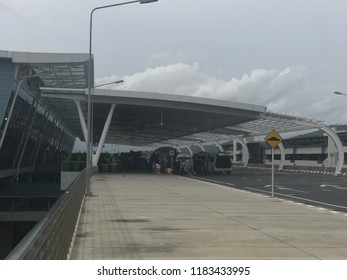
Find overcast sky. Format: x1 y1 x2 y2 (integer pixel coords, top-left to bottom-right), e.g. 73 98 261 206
1 0 347 125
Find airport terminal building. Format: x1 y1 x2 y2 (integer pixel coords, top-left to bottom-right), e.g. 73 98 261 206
1 49 347 259
0 52 78 183
1 50 346 183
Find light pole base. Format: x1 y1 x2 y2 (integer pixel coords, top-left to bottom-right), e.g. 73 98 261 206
91 165 99 173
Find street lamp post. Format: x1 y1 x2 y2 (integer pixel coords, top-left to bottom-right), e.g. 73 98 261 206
334 91 347 97
86 0 158 195
94 80 124 88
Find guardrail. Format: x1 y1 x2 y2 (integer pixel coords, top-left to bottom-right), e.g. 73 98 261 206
62 161 86 172
5 170 86 260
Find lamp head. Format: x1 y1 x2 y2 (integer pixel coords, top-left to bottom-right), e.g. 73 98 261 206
140 0 158 3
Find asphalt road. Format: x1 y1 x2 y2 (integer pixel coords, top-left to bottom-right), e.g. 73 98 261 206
194 167 347 213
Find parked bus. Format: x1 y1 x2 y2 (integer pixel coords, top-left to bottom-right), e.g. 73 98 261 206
213 152 233 174
193 152 232 174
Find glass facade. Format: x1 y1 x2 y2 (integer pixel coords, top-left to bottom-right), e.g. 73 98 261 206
0 60 75 173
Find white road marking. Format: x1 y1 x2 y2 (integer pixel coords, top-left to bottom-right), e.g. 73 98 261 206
245 187 347 212
320 184 347 190
263 185 308 193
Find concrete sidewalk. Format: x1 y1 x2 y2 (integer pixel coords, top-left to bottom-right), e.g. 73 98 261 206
70 173 347 260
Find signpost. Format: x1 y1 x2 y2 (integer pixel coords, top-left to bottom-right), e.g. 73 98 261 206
265 130 283 197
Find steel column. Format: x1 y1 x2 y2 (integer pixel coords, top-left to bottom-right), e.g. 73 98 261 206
320 125 344 175
92 104 116 166
278 142 285 171
235 138 250 167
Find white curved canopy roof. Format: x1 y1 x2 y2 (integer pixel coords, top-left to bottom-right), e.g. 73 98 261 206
2 50 329 148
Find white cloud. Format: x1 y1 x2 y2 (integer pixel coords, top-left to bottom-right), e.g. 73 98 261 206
1 0 49 17
2 0 29 12
146 50 208 68
97 62 346 124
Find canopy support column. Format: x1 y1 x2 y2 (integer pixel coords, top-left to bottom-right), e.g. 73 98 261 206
195 144 206 152
185 145 193 156
320 125 344 175
74 101 88 144
278 142 285 171
233 140 237 163
214 141 224 152
175 147 182 153
235 138 249 167
92 104 116 166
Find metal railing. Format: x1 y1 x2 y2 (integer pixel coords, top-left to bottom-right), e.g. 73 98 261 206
5 170 86 260
61 161 86 172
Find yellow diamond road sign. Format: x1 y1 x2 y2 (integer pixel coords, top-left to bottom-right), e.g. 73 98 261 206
265 130 283 149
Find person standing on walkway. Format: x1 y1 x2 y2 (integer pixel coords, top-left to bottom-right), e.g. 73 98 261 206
178 158 184 175
185 158 190 175
189 157 194 175
155 161 161 174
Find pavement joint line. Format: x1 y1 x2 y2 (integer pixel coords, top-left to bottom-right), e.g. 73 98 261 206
177 176 319 256
72 173 347 260
183 180 320 258
91 177 143 260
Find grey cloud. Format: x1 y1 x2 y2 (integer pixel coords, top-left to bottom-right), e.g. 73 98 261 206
98 62 345 124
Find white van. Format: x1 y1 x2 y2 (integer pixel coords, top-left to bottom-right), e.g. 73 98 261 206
213 152 233 174
193 152 232 174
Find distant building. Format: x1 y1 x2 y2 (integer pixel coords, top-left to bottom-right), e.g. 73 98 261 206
265 125 347 169
222 125 347 170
